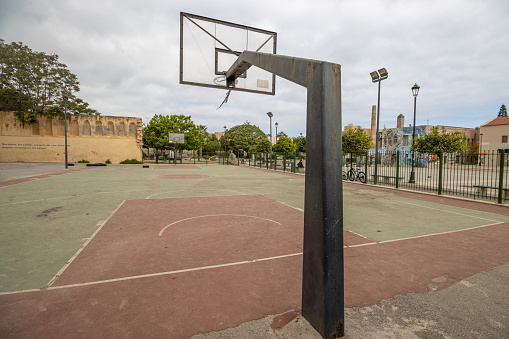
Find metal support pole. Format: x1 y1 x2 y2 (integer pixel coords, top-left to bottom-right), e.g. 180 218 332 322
374 81 381 184
64 96 68 169
396 150 400 188
409 95 417 183
269 114 273 169
174 144 177 165
498 149 505 204
227 52 344 337
438 150 443 195
365 150 369 183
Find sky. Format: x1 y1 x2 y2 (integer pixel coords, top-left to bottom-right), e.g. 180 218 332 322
1 0 508 137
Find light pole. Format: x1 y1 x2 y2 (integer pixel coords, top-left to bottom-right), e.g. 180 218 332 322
223 126 227 163
479 133 483 166
267 112 273 168
370 68 388 184
275 122 278 143
63 94 69 169
409 83 420 183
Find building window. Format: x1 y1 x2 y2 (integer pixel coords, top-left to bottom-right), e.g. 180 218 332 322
403 135 409 146
502 135 508 143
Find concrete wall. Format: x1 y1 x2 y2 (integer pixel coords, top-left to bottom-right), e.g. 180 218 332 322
480 124 509 152
0 111 143 163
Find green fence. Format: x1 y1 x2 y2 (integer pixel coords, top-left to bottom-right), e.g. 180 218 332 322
343 150 509 204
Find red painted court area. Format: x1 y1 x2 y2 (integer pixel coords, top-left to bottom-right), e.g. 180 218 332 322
153 164 202 169
1 194 509 338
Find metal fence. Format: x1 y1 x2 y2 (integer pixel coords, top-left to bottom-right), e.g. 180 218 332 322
154 148 508 205
343 150 509 204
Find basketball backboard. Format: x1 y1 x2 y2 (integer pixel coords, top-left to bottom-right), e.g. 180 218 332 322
168 133 185 144
180 12 277 95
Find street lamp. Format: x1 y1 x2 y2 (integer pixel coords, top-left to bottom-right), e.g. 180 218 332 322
370 68 388 184
275 122 278 143
267 112 273 168
223 125 227 155
63 93 69 169
409 83 420 183
479 133 483 166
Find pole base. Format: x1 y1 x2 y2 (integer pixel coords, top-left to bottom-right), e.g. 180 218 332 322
409 171 415 183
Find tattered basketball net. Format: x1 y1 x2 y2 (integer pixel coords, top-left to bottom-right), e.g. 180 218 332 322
217 89 231 110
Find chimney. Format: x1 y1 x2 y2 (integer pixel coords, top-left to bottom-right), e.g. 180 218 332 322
397 114 405 128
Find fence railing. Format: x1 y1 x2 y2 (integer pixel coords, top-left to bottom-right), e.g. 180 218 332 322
343 150 508 204
155 148 507 204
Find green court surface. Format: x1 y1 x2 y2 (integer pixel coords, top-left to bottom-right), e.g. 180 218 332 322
344 187 509 242
1 164 507 293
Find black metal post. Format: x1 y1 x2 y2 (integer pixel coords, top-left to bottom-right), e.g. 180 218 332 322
479 133 483 166
64 95 68 169
374 80 381 184
268 112 273 169
409 95 417 183
226 51 344 338
409 83 420 183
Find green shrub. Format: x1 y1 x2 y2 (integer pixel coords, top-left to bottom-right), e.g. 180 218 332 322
105 159 112 164
119 159 143 164
77 159 90 163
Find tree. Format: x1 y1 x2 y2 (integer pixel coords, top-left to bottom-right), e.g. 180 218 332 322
294 136 306 152
256 138 270 152
412 126 467 154
273 136 296 153
223 122 266 153
0 39 99 126
342 128 372 156
498 104 507 117
143 114 205 152
204 134 221 153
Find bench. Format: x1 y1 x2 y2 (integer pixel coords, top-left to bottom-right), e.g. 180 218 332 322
473 185 509 199
371 175 404 184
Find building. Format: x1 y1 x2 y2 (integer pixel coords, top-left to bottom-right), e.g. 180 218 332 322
0 111 143 163
344 105 479 153
479 116 509 153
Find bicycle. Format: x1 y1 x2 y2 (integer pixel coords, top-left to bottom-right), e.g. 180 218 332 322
342 167 366 183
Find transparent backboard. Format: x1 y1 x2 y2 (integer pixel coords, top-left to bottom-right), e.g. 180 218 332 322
168 133 185 144
180 12 277 95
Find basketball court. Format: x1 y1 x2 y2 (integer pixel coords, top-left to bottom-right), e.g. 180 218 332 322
1 163 508 337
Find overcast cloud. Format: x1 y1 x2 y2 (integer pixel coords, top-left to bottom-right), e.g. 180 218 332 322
1 0 508 136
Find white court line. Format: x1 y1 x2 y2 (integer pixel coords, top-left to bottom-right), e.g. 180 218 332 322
1 252 303 295
159 214 282 236
259 194 303 212
395 199 506 223
344 220 506 248
0 188 161 207
46 201 127 288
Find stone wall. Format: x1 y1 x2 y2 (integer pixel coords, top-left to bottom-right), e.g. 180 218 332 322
0 111 143 163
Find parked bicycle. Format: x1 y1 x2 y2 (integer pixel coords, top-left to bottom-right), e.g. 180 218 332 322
342 167 366 183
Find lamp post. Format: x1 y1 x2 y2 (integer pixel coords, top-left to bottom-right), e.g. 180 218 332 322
223 126 227 162
267 112 273 168
479 133 483 166
409 83 420 183
370 68 388 184
63 94 69 169
275 122 278 143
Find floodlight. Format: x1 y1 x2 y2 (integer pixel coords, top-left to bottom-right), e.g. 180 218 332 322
411 83 420 97
370 71 379 82
378 68 388 79
267 111 273 118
